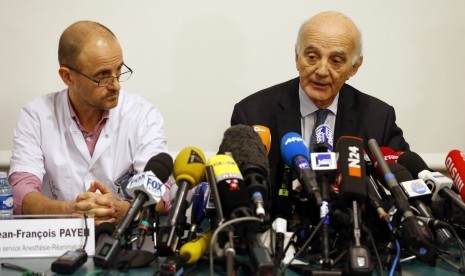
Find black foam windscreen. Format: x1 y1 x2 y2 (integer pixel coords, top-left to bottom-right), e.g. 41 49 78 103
143 152 173 183
336 136 367 203
219 124 270 178
389 163 414 183
219 124 270 199
397 151 430 178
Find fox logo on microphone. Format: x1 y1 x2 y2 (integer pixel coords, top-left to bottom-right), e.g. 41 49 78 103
126 171 165 202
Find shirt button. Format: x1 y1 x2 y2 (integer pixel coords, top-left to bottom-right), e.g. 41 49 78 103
105 134 109 138
89 168 94 173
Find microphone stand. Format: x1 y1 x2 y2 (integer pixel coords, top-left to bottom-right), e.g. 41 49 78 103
319 173 332 269
225 230 236 276
348 201 372 275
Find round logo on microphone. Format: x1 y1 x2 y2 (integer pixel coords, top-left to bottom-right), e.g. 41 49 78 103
411 181 428 194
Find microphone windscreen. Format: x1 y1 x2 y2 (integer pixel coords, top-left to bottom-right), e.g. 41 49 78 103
280 132 309 166
445 149 465 195
144 152 174 183
253 125 271 155
314 124 334 152
173 147 206 188
397 151 430 177
335 136 366 203
206 154 250 219
179 230 213 264
219 125 270 177
389 163 414 182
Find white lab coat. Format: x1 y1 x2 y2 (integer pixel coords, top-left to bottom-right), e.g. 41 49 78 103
9 89 168 201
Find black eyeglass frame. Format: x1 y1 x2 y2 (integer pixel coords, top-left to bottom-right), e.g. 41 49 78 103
64 63 133 87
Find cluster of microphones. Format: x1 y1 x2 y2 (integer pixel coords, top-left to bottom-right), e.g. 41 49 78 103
91 123 465 276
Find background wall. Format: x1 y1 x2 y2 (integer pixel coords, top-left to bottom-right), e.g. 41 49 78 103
1 1 464 170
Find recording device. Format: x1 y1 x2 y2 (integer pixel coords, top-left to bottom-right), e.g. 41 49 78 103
94 153 173 268
368 139 436 264
398 151 465 214
157 147 206 256
160 255 185 276
51 249 88 274
219 124 270 219
336 136 372 275
281 132 322 206
445 149 465 202
52 214 91 274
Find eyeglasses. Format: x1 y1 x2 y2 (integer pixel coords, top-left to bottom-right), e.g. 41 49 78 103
65 63 133 87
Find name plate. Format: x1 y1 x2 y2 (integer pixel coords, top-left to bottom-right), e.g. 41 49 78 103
0 215 95 258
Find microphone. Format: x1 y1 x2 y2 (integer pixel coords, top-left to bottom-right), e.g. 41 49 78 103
370 147 399 185
310 125 336 269
187 182 211 241
136 206 152 250
253 125 271 155
445 150 465 202
179 229 213 265
206 154 258 275
336 136 367 203
206 154 252 220
368 139 436 264
94 153 173 268
157 147 206 256
219 125 270 219
313 124 334 152
336 136 372 275
398 151 465 214
280 132 322 206
390 163 453 250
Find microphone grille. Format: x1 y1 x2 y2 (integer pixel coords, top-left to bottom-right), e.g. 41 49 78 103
144 152 173 183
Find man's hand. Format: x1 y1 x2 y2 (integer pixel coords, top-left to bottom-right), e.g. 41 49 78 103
74 181 129 225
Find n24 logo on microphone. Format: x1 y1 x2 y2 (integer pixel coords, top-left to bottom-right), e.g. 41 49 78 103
348 146 362 177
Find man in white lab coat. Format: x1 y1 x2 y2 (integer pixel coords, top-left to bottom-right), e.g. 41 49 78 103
9 21 169 225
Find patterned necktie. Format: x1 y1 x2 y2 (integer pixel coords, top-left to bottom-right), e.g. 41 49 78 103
309 109 330 151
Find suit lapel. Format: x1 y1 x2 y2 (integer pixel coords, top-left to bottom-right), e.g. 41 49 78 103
335 84 360 142
276 79 302 140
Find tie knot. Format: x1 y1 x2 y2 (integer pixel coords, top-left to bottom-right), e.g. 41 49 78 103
315 109 330 127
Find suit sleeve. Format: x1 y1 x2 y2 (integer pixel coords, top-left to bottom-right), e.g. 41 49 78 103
230 103 249 126
383 105 410 152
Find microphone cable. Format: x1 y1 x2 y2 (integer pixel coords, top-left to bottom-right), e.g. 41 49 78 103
278 215 326 275
424 218 465 274
386 222 401 276
208 216 263 276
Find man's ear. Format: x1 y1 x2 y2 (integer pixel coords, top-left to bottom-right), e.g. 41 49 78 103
58 67 72 86
295 51 300 71
350 55 363 78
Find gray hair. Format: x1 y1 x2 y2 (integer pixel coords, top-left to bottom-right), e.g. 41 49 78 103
295 18 363 65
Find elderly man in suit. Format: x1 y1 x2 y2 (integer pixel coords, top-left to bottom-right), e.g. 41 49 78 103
230 11 410 220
